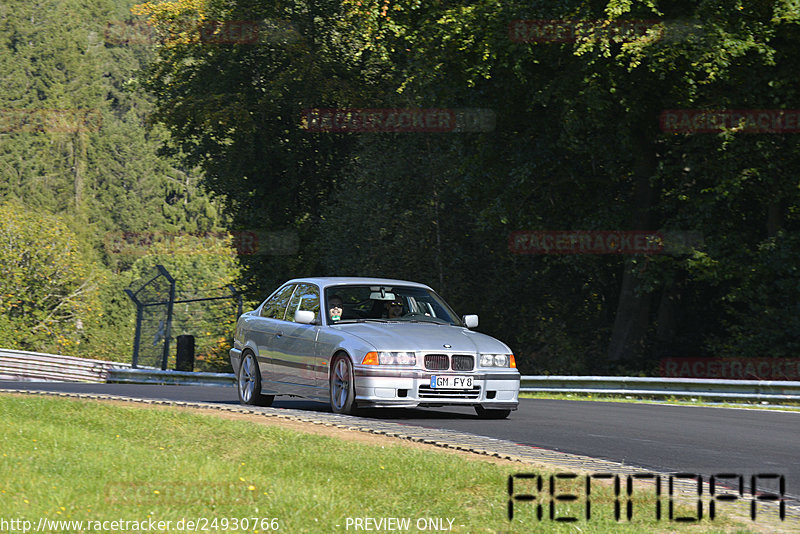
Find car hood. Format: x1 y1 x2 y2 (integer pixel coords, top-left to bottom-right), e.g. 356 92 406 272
331 322 511 354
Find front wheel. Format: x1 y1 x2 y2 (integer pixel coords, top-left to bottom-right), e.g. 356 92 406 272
237 351 274 407
330 355 357 415
474 406 511 419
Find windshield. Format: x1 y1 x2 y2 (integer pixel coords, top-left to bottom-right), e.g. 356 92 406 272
324 285 462 326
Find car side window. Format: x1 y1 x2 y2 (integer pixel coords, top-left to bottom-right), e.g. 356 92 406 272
285 283 320 323
260 284 296 319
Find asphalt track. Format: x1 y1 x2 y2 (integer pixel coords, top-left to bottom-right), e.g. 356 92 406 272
3 381 799 504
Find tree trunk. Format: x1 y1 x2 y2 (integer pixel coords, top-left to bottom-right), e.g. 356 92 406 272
607 136 657 362
767 200 782 237
655 272 685 353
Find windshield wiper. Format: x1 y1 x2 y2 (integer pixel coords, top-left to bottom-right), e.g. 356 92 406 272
335 318 389 324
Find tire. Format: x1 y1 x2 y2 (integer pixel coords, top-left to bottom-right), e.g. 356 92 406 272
330 354 357 415
474 405 511 419
237 351 274 407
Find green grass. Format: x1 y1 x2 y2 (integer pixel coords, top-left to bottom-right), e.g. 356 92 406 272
520 391 800 411
0 394 781 533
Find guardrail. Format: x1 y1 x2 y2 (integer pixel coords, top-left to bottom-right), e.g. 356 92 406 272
0 348 130 383
0 347 233 386
105 372 800 399
107 368 235 387
520 375 800 402
3 348 799 401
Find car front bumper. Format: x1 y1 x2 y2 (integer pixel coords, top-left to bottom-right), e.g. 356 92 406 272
352 366 520 409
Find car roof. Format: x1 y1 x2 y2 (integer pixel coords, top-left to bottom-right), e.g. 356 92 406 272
284 277 433 291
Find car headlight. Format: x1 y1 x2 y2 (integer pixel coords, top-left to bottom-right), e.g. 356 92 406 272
480 353 516 368
362 351 416 366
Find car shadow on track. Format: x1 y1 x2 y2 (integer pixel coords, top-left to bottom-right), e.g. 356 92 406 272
270 399 479 420
358 407 479 420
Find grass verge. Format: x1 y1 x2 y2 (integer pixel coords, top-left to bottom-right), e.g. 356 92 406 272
520 391 800 411
0 394 785 533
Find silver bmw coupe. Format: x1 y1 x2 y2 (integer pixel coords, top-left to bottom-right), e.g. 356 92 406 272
230 277 520 418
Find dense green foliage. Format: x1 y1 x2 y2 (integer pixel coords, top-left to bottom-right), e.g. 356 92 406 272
0 201 97 352
2 0 799 374
134 0 800 374
0 0 237 365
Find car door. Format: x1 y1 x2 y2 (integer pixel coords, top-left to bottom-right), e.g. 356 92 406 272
270 283 322 396
251 283 296 391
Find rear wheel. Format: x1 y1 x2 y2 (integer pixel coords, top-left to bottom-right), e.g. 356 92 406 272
474 405 511 419
330 355 357 415
237 351 274 407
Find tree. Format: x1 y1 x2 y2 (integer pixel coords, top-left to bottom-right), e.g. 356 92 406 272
132 0 368 293
0 0 225 270
134 0 800 373
335 0 800 367
0 200 99 354
0 0 233 360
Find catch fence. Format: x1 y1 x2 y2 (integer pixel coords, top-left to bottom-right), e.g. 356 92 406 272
124 265 242 371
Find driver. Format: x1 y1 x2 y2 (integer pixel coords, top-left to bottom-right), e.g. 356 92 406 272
328 295 343 322
384 298 404 319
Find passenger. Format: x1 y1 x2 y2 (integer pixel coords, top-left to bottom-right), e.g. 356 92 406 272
328 295 343 322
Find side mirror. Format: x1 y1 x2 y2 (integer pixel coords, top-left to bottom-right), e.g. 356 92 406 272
463 315 479 329
295 310 316 324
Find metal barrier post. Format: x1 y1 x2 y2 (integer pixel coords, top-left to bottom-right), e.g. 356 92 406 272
157 265 176 371
124 289 143 368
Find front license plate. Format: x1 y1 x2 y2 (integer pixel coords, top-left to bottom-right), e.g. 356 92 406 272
430 375 473 389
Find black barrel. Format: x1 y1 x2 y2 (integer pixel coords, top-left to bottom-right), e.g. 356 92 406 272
176 335 195 372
